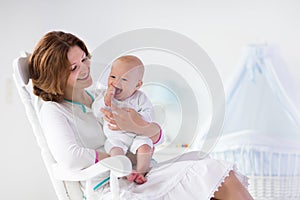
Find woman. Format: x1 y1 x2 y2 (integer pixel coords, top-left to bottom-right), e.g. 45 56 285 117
29 31 253 199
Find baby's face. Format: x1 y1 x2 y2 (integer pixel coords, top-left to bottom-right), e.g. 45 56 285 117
108 60 143 101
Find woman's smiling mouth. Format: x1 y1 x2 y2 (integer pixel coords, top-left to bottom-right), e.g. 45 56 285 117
77 72 90 80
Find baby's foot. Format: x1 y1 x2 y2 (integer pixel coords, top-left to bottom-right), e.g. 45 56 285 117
127 170 138 182
134 173 147 184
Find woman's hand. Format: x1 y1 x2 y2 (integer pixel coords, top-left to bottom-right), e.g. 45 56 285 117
110 103 149 133
100 107 118 129
100 103 147 132
100 103 161 141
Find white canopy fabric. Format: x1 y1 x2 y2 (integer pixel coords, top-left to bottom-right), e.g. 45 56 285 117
222 44 300 143
211 44 300 180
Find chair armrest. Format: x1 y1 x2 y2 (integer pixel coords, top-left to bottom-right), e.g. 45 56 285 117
52 155 132 181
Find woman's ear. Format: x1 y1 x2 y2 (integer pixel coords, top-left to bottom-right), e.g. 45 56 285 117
136 80 143 90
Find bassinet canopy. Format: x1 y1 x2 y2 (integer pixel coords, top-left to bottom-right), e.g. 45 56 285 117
211 44 300 199
222 44 300 143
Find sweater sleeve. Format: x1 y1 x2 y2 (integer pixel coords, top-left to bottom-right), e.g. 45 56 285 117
40 102 96 170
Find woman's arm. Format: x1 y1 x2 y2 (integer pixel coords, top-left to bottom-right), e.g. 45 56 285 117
100 104 161 143
40 102 103 170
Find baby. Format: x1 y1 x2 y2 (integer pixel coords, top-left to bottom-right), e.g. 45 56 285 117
93 55 155 184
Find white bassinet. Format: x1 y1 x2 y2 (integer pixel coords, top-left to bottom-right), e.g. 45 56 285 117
211 130 300 200
210 45 300 200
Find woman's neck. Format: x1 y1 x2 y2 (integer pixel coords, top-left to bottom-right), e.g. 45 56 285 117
64 89 92 108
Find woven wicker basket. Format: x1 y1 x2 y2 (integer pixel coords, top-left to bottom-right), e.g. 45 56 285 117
248 176 300 200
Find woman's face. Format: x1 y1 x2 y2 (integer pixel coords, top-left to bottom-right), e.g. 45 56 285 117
66 45 92 91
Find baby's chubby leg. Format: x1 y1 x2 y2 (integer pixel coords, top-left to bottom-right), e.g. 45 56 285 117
110 147 141 182
134 144 152 184
110 147 124 156
127 144 152 184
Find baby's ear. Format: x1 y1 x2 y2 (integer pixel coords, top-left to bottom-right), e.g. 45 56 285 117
136 80 143 90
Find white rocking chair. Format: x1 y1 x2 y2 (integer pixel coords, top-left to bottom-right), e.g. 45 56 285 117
13 52 132 200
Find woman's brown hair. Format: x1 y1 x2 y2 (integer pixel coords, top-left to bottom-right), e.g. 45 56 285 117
29 31 90 102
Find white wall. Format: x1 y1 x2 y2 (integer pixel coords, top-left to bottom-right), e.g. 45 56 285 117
1 0 299 199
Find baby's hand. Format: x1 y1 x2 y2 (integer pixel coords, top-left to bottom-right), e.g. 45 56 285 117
104 85 115 107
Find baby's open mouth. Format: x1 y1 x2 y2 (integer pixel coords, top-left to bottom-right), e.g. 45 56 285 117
114 87 122 96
